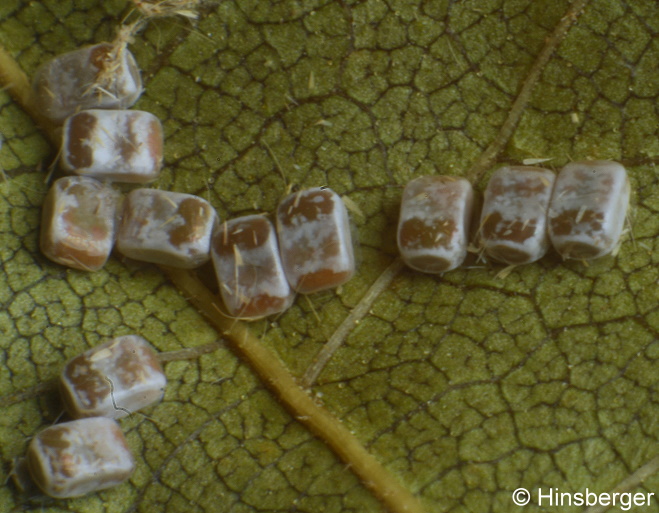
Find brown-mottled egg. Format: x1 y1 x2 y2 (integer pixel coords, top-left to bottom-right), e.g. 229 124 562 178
59 335 166 419
480 166 555 265
40 176 120 271
276 187 355 293
26 417 134 498
397 175 473 273
61 109 163 183
33 43 142 123
116 189 217 268
212 215 294 318
548 160 630 259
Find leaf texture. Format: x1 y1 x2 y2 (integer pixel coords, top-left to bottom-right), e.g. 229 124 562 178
1 1 658 512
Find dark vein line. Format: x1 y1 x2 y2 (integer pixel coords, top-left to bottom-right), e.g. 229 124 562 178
0 42 425 513
300 257 405 388
161 265 426 513
466 0 592 181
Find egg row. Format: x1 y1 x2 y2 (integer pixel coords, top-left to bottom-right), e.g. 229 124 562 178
35 44 630 294
20 335 166 498
41 178 356 318
397 160 630 273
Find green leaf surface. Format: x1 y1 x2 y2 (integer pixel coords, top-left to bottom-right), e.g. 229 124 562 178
1 1 659 512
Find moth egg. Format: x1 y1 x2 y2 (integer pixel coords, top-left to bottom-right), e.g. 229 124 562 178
480 166 555 265
26 417 134 498
397 175 473 273
548 160 630 260
276 187 355 293
33 43 142 123
116 189 217 269
212 215 295 319
61 109 163 183
59 335 166 419
40 176 120 271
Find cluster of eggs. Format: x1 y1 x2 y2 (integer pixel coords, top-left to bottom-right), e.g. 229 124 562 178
17 31 632 502
35 43 631 325
22 40 358 499
397 160 630 273
37 43 357 321
17 335 166 498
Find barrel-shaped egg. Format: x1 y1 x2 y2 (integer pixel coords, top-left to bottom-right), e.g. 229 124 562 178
480 166 555 265
61 109 163 183
276 187 355 293
117 189 217 268
548 161 630 259
398 175 473 273
212 215 294 318
26 418 134 498
33 43 142 123
60 335 166 419
40 176 120 271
